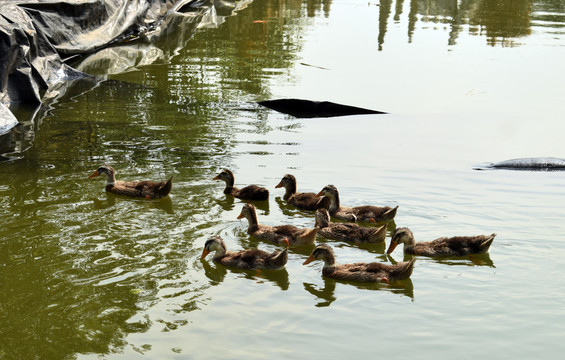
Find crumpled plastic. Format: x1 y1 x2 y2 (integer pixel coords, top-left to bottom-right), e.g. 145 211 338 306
0 0 244 135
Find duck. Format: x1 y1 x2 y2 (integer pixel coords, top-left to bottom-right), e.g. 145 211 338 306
315 208 387 243
303 244 415 283
275 174 329 211
213 169 269 201
316 184 398 222
88 165 172 199
237 203 317 246
200 235 289 270
387 227 496 257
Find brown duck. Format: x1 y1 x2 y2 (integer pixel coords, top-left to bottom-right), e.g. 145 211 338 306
317 184 398 222
275 174 329 211
315 208 387 243
88 165 172 199
387 227 496 257
237 203 317 246
303 244 415 283
200 235 289 270
213 169 269 201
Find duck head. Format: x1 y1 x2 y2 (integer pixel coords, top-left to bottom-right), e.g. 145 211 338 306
213 169 235 187
89 165 116 185
275 174 296 189
303 244 336 266
201 236 227 260
387 227 415 254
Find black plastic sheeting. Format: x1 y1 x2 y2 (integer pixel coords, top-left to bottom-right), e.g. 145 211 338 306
0 0 243 136
474 157 565 171
258 98 387 118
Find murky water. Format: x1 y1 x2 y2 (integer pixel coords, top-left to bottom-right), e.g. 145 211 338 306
2 0 565 358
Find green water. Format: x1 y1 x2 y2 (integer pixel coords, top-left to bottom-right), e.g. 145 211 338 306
2 0 565 358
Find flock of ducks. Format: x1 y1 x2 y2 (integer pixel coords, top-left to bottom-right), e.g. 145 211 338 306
89 165 496 284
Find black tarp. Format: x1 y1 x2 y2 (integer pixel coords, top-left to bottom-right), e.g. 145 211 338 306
0 0 241 134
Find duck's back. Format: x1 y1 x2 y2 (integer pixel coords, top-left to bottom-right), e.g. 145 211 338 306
233 185 269 201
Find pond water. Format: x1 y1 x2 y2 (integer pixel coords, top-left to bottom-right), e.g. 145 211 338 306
2 0 565 358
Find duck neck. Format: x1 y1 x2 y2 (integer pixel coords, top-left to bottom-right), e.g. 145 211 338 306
212 248 227 260
245 211 260 233
328 193 340 213
103 171 116 187
403 235 416 250
315 216 329 229
321 261 336 275
283 182 296 200
222 176 235 194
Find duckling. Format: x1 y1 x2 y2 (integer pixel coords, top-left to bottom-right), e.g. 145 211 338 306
317 184 397 222
387 227 496 257
303 244 415 283
88 165 172 199
237 203 317 246
315 208 387 243
200 236 289 270
275 174 329 211
213 169 269 201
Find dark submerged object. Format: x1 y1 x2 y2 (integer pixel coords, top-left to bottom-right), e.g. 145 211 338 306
258 98 387 118
475 157 565 171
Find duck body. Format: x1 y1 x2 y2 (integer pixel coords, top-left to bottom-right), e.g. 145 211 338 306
238 203 317 246
317 185 397 222
388 227 496 257
315 209 386 243
275 174 329 211
214 169 269 201
89 165 172 199
201 236 288 270
304 244 415 283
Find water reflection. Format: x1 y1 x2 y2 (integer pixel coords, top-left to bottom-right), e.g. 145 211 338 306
304 276 414 307
91 194 174 214
388 253 495 267
200 258 290 290
375 0 560 48
4 0 561 160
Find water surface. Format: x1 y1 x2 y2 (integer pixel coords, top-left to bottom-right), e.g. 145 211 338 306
1 0 565 359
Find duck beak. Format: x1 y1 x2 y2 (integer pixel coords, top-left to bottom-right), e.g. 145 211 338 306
88 170 100 179
315 191 324 197
303 254 315 265
236 212 244 219
212 175 220 180
282 238 290 248
386 241 398 254
200 248 210 260
275 181 283 188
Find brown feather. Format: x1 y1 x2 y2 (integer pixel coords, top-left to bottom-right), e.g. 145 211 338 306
389 227 496 257
214 169 269 201
305 244 415 283
315 209 386 243
238 203 317 245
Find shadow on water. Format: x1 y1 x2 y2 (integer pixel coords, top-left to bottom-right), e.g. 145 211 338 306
91 194 174 214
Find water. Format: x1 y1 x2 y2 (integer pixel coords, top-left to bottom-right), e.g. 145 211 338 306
1 0 565 358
